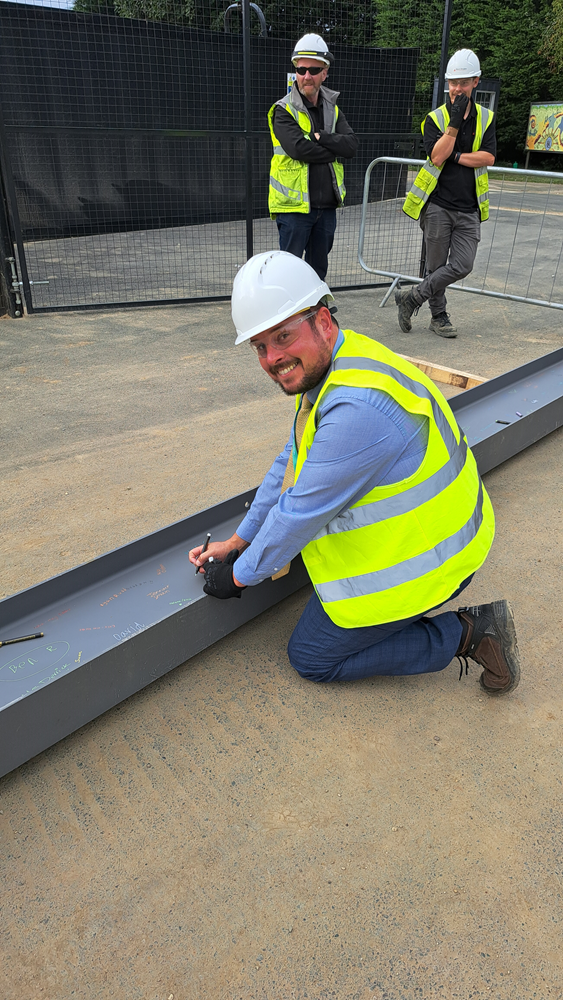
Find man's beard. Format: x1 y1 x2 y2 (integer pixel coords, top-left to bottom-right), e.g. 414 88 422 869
274 354 332 396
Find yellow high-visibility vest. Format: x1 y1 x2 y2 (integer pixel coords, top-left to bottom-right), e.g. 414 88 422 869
267 85 345 217
403 103 494 222
294 330 495 627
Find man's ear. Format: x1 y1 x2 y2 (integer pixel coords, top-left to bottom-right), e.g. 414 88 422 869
316 305 336 339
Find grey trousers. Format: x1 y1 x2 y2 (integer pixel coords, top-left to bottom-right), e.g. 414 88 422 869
414 201 480 316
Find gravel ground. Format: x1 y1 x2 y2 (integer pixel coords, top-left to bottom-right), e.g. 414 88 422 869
1 287 562 999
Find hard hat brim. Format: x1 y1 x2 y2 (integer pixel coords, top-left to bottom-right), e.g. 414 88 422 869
291 53 331 67
234 291 334 345
445 71 482 79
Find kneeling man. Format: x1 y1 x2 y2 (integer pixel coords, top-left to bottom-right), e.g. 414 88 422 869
190 251 519 694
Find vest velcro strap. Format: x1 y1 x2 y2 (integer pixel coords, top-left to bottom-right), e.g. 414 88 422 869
316 481 484 604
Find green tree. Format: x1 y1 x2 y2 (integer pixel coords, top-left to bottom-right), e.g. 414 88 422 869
450 0 556 159
72 0 562 163
74 0 226 29
371 0 445 121
540 0 563 74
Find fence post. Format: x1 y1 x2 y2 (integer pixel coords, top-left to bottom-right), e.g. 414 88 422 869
436 0 452 108
0 97 33 314
0 176 17 316
242 0 254 260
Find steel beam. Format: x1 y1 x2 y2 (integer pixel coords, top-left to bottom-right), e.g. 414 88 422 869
0 491 309 778
450 345 563 474
1 347 562 777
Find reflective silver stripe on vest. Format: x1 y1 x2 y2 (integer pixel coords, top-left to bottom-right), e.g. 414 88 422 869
409 182 429 201
475 166 488 204
269 176 310 203
332 356 459 455
272 145 286 155
481 108 493 132
423 162 442 181
432 107 447 131
316 481 484 603
316 437 468 539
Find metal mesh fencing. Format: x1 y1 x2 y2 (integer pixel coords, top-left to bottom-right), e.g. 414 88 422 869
359 158 563 310
0 0 444 312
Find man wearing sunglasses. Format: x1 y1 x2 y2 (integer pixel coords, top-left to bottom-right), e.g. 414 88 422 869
267 33 358 281
190 251 520 698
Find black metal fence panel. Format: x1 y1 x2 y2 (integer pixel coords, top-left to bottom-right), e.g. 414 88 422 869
0 0 421 309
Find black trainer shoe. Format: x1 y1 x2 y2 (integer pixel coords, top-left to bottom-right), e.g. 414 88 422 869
429 312 457 338
456 600 521 695
395 288 419 333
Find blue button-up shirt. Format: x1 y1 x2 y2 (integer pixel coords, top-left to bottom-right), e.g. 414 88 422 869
234 331 428 586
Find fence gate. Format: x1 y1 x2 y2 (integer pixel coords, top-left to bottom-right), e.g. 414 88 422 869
0 0 432 313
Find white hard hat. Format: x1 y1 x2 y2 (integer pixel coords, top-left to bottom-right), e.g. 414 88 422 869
231 251 334 345
445 49 481 80
291 33 334 67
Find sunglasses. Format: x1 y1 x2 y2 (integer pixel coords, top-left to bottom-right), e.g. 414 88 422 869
295 66 325 76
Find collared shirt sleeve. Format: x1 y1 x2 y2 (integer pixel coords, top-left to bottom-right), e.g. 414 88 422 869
233 387 428 586
236 436 292 543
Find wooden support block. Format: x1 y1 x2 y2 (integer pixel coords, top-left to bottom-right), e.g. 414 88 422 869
397 355 487 390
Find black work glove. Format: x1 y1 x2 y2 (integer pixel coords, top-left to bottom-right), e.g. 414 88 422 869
203 549 244 600
448 93 469 130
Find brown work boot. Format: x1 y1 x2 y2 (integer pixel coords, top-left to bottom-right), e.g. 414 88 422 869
456 600 521 695
429 312 457 338
395 287 420 333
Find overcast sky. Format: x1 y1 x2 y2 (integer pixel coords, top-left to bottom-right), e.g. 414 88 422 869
2 0 76 7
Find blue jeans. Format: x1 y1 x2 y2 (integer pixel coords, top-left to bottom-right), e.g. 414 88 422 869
276 208 337 281
287 577 472 683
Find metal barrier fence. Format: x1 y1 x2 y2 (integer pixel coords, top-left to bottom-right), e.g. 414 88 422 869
358 157 563 311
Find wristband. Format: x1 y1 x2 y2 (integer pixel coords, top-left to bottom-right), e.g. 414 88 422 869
455 151 461 164
446 126 459 137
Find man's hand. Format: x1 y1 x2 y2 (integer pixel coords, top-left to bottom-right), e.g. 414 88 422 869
203 550 245 600
449 93 469 130
189 532 248 573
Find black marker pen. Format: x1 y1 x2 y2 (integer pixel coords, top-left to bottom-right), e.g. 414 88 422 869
0 631 44 647
195 533 211 575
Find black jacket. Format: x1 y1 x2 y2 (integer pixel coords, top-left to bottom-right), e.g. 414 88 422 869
273 84 358 209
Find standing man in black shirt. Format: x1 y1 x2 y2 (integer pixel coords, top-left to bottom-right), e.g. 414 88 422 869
267 33 358 281
397 49 496 338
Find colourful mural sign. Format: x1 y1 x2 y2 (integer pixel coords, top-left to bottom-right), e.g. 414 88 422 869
526 102 563 153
